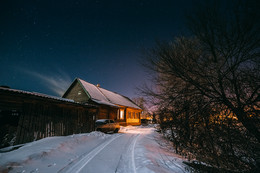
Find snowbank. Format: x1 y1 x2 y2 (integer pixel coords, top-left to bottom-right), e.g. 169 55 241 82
0 126 189 173
0 131 111 172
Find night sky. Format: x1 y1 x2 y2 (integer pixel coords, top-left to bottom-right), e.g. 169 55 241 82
0 0 193 98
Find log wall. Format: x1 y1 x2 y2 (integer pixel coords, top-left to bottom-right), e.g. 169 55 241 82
0 88 98 148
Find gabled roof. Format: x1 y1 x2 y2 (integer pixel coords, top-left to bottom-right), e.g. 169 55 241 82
64 78 141 110
98 87 141 109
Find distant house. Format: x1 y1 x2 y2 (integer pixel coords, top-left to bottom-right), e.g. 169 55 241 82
62 78 142 126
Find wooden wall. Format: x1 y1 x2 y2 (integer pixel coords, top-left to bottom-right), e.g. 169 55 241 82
0 89 98 148
97 105 118 120
115 107 141 126
62 81 89 103
126 108 141 125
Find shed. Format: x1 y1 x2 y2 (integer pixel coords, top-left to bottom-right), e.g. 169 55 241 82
0 87 98 148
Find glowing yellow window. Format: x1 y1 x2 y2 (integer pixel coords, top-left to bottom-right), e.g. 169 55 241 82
120 109 124 119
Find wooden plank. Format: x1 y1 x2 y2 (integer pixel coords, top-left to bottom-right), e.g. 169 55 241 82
0 89 98 147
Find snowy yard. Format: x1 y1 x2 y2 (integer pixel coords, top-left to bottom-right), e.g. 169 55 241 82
0 125 189 173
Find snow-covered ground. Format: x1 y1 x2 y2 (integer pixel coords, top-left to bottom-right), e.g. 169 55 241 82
0 125 189 173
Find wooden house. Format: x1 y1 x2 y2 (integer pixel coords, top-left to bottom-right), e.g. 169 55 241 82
0 87 98 148
62 78 142 126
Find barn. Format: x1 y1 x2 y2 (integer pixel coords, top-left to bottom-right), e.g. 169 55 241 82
62 78 142 126
0 87 98 148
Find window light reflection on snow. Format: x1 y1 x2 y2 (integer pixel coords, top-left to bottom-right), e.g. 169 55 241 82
120 126 152 134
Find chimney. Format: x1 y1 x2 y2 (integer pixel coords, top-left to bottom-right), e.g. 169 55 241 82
96 84 100 87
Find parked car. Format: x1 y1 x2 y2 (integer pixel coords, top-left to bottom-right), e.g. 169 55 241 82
95 119 120 133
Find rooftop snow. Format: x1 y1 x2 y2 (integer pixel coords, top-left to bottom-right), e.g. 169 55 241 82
78 79 141 109
78 79 107 102
0 87 74 103
91 99 119 108
99 87 141 109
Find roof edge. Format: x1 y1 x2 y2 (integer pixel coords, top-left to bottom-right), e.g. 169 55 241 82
61 78 78 98
119 95 142 110
62 78 92 99
76 78 92 99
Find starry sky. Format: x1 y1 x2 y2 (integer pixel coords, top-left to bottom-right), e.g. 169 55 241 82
0 0 193 98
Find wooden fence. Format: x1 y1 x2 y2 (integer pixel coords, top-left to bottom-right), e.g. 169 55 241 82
0 88 98 148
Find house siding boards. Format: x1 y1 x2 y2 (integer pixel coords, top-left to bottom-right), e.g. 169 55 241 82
126 108 141 125
62 78 142 126
63 81 89 103
97 105 118 120
0 88 98 148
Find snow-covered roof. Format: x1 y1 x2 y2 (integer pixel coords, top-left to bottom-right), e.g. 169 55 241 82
79 79 107 102
98 88 141 109
0 87 74 103
91 99 119 108
77 78 141 110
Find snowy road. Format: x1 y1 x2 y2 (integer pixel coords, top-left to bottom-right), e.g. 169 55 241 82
0 126 188 173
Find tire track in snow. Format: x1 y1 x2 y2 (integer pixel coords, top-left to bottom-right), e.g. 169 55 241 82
115 133 140 173
157 148 185 173
147 132 185 172
131 133 140 173
58 134 122 173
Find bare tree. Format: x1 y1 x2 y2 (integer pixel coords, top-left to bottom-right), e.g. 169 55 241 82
132 97 150 119
185 0 260 141
140 0 259 171
142 36 259 171
144 0 259 142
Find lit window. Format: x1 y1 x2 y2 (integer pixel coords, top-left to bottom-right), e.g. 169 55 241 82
120 110 124 119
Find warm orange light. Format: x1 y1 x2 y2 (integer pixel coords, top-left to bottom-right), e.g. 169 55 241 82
120 110 124 119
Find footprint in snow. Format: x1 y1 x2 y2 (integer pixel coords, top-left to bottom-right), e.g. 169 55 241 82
30 168 39 173
17 170 26 173
48 163 56 167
